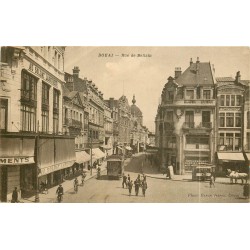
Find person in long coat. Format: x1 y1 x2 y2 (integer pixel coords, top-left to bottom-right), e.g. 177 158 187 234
12 187 18 203
141 180 148 197
128 180 133 196
134 179 140 196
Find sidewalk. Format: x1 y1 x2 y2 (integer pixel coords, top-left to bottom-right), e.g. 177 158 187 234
20 161 107 203
146 173 230 183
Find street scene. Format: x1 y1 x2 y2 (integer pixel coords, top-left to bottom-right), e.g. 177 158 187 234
0 46 249 203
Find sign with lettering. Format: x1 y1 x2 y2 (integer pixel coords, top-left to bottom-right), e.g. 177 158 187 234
0 157 35 165
28 62 58 88
39 160 75 176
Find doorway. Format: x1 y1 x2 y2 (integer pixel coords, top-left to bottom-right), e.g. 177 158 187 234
1 166 8 202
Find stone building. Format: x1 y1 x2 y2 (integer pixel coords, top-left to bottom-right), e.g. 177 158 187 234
0 46 75 202
155 58 216 174
130 95 148 153
65 67 105 167
215 72 249 174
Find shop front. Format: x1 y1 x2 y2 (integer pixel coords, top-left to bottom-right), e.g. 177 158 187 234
0 137 35 202
91 148 106 166
38 137 76 187
184 151 210 173
216 152 247 175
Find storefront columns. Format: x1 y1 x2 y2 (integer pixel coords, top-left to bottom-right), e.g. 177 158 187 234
37 79 42 131
49 87 53 133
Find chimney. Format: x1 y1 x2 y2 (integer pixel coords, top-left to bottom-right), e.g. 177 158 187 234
73 66 80 78
175 67 182 79
190 58 193 65
196 57 200 63
235 71 241 83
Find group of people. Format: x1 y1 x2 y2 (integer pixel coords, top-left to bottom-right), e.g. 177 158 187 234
122 173 148 197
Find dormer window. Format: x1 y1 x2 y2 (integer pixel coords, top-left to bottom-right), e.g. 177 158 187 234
186 89 194 100
167 90 174 101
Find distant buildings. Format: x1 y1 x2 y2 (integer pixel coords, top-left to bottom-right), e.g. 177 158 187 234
155 58 249 175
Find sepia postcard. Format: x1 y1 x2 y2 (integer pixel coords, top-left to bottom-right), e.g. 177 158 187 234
0 46 249 203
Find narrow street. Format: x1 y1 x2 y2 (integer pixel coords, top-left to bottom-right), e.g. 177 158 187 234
61 153 248 203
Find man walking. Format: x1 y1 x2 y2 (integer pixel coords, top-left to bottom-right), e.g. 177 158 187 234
128 180 133 196
134 179 140 196
141 180 148 197
122 173 127 188
210 175 215 188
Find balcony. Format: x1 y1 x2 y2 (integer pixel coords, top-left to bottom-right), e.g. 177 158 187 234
64 118 83 128
161 99 215 107
183 122 195 129
199 122 212 129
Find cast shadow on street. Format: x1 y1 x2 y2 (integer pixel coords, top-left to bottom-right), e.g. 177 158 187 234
97 175 119 181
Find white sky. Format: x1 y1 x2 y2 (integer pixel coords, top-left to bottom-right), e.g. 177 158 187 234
64 46 250 132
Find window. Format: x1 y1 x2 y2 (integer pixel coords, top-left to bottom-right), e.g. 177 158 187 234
226 113 234 127
20 71 37 132
21 71 37 102
186 90 194 100
185 111 194 127
235 113 241 127
53 89 59 134
231 95 235 106
20 105 36 132
236 95 241 106
220 95 225 106
167 91 174 101
219 133 225 146
226 133 233 150
219 113 225 127
226 95 230 106
203 90 211 99
41 110 49 133
235 133 241 151
0 99 8 131
166 111 173 121
42 82 50 106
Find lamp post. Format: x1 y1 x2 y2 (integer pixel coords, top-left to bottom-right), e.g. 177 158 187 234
35 121 40 202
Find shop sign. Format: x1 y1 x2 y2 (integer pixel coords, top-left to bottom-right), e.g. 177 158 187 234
28 62 58 88
39 160 75 176
0 156 35 165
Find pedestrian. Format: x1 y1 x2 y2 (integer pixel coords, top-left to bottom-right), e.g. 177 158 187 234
122 173 127 188
127 174 130 182
243 183 249 199
11 187 18 203
134 179 140 196
56 184 64 202
210 175 215 188
128 180 133 196
73 177 79 193
141 180 148 197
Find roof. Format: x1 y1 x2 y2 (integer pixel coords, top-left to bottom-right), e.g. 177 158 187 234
65 72 88 93
176 62 214 86
216 77 235 82
131 104 142 116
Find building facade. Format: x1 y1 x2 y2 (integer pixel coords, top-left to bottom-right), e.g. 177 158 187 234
155 58 216 174
65 67 105 167
0 46 75 202
130 95 148 153
215 72 249 173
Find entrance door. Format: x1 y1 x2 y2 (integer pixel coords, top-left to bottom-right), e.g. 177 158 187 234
1 166 8 202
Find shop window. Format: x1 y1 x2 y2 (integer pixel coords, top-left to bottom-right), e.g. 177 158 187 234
42 82 50 107
53 113 59 134
21 71 37 103
41 110 49 133
235 134 241 151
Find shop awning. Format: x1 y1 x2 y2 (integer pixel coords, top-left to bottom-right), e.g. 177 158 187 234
75 151 91 164
245 153 250 161
92 148 105 160
0 138 35 165
217 152 245 161
125 146 133 151
101 145 112 150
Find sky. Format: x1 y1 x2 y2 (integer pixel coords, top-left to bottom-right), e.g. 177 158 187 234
64 47 250 132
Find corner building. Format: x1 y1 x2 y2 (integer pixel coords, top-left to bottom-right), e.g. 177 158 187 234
155 58 216 174
0 46 75 202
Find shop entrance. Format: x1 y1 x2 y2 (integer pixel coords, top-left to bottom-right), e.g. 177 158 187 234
1 166 8 202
